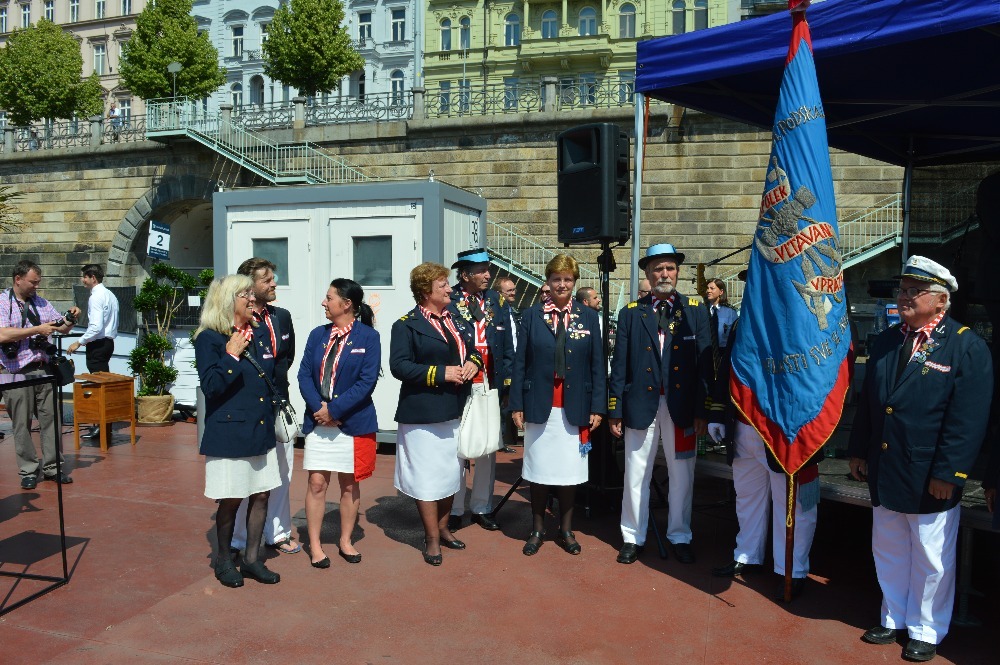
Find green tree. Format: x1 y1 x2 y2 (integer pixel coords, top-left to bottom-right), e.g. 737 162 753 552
263 0 364 97
119 0 226 101
0 20 103 125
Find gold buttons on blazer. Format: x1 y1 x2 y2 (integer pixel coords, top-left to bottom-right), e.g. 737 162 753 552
646 346 652 351
647 386 653 391
646 367 652 372
885 406 893 415
673 366 679 371
227 369 233 374
673 345 679 350
259 397 264 402
260 420 265 425
881 442 888 450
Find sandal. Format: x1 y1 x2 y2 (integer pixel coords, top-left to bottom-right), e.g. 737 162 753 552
268 537 301 554
555 530 582 555
522 530 545 556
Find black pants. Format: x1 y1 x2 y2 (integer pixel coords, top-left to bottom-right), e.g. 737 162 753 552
85 337 115 373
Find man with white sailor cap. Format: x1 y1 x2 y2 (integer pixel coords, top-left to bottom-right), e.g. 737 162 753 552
609 243 712 564
849 255 992 662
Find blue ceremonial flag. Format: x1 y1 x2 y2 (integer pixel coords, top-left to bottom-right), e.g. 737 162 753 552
730 0 852 476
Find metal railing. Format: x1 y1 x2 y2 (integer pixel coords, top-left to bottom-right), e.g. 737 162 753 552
233 101 295 131
13 120 90 150
305 91 413 126
102 115 147 143
558 80 638 110
426 81 542 118
910 184 979 240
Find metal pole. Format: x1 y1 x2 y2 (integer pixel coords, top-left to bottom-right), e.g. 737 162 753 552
631 93 646 299
900 136 914 265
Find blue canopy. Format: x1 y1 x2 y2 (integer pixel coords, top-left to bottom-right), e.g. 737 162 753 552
636 0 1000 167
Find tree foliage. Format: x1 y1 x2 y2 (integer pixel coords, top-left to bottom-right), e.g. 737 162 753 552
119 0 226 101
0 20 104 125
263 0 364 97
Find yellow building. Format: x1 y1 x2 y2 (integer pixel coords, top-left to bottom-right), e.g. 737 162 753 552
422 1 728 113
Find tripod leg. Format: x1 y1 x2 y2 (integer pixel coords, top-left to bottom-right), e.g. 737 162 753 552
489 476 523 518
649 476 669 559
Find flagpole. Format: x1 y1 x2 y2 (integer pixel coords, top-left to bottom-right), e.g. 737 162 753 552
784 472 797 603
631 92 646 298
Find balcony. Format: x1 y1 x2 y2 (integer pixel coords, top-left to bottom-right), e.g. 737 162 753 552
517 33 614 72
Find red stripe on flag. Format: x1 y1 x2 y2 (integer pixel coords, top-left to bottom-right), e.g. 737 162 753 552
786 1 814 65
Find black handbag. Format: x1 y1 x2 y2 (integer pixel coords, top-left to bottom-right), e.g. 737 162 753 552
47 355 75 386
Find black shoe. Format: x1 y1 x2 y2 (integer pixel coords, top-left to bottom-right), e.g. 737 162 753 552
670 542 696 564
44 472 73 484
241 560 280 584
617 543 644 564
311 556 331 569
861 626 897 645
500 446 516 453
471 513 500 531
20 475 38 490
215 559 244 588
81 426 101 439
555 530 582 555
903 639 937 662
712 560 757 577
440 537 466 550
447 515 462 532
774 576 806 600
338 549 362 564
522 530 545 556
421 541 442 566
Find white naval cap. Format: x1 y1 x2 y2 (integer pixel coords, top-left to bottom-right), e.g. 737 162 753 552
899 255 958 292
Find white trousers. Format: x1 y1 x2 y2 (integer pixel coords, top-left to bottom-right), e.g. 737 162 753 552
453 452 496 515
620 396 694 546
731 422 816 577
232 438 295 549
872 504 960 644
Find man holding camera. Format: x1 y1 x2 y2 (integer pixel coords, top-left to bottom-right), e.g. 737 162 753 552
0 260 80 489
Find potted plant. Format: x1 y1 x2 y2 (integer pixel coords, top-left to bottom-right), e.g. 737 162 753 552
128 262 198 424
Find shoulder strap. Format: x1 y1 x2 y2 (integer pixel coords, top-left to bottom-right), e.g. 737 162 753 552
241 349 285 406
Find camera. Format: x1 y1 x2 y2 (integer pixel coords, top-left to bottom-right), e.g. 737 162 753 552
28 335 57 356
52 310 78 328
2 341 17 359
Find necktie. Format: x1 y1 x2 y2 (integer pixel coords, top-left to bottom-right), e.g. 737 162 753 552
658 300 672 334
710 306 720 348
895 332 916 383
553 313 567 379
320 335 344 401
467 295 486 322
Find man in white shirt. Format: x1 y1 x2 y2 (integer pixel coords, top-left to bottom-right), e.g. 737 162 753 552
68 264 119 438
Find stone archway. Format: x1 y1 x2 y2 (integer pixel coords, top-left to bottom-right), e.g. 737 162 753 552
105 174 218 287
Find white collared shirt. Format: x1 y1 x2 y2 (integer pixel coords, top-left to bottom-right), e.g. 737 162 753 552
80 282 119 344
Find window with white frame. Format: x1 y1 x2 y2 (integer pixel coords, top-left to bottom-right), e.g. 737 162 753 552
390 70 404 105
94 43 107 75
619 4 635 39
503 77 519 110
439 81 451 114
391 8 405 42
578 8 596 37
0 7 7 33
440 18 451 50
504 13 520 47
618 71 635 103
70 0 79 22
672 1 686 35
20 3 30 28
96 0 105 19
231 83 243 107
119 98 131 122
694 0 707 30
260 23 269 45
459 16 470 50
232 25 243 58
44 1 54 22
358 12 371 43
541 10 557 39
121 0 131 15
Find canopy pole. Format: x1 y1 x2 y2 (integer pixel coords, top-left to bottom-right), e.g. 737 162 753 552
631 93 647 298
901 136 914 264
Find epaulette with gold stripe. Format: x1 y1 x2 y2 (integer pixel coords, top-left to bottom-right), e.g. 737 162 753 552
627 302 638 309
957 326 969 335
955 471 968 479
608 396 619 410
688 297 700 307
470 355 484 368
399 314 411 321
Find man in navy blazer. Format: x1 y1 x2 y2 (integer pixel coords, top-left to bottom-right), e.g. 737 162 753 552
609 243 711 565
849 256 992 662
446 249 514 531
232 258 299 555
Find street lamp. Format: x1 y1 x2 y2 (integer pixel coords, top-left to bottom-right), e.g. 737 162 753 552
167 61 182 99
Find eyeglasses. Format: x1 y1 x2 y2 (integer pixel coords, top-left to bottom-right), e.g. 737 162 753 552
236 291 255 300
893 286 931 300
637 290 650 297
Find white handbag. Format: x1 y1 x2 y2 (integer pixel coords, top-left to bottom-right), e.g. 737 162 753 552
457 372 502 460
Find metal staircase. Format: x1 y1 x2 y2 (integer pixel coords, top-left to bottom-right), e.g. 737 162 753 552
145 98 375 185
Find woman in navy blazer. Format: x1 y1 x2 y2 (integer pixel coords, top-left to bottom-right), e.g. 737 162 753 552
298 278 381 568
510 254 606 556
390 262 483 566
195 274 281 588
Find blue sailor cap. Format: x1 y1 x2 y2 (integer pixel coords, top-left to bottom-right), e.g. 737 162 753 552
898 255 958 292
452 248 491 269
638 243 685 270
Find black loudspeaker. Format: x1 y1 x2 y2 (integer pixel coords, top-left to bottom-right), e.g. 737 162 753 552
557 123 630 245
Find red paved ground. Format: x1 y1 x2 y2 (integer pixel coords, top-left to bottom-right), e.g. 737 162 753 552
1 420 996 664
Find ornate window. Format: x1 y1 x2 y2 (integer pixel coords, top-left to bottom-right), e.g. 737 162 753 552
578 7 596 37
459 16 470 50
504 13 520 47
20 3 30 29
94 43 107 75
96 0 105 19
391 8 405 42
231 83 243 108
694 0 708 31
541 10 557 39
121 0 131 15
358 12 371 43
619 4 635 39
672 1 686 35
44 1 54 22
0 8 6 34
391 70 404 105
70 0 79 22
232 25 243 58
440 18 451 51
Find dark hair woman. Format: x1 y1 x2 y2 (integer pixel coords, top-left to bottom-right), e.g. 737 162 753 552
390 262 483 565
298 278 381 568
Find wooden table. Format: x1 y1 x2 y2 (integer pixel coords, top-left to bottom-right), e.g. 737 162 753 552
73 372 136 452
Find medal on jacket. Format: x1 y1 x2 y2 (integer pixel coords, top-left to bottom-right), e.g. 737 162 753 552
668 308 683 335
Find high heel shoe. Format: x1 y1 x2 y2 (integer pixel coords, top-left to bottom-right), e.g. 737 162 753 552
422 540 443 566
522 530 545 556
440 537 466 550
556 530 582 555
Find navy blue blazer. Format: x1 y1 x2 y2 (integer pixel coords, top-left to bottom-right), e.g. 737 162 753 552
262 304 295 397
608 292 712 431
508 301 606 427
297 321 380 437
390 306 483 425
848 316 992 514
447 287 515 392
196 325 277 458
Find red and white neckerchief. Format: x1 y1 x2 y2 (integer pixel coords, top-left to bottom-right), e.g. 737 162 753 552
319 321 354 390
650 293 678 351
229 322 254 360
900 310 946 361
461 289 491 383
542 298 572 334
419 305 467 360
253 307 276 355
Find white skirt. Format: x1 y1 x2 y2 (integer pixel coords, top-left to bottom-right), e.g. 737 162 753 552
523 406 589 486
205 446 281 500
303 426 354 473
394 419 462 501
